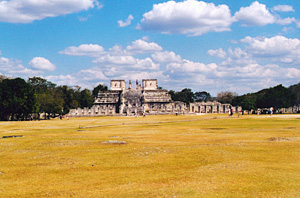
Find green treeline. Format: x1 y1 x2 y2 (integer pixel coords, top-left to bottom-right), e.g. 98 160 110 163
0 76 107 121
232 84 298 111
169 84 299 111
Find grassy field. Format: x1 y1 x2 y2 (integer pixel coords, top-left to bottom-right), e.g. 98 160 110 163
1 114 300 197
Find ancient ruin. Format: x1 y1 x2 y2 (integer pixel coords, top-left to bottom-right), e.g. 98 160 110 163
189 101 239 114
68 79 239 117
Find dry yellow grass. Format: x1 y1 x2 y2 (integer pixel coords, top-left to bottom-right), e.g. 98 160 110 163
1 114 300 197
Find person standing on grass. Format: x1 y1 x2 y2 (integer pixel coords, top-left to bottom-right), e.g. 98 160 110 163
270 107 273 115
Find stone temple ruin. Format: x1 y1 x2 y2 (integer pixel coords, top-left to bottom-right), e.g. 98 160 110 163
69 79 240 117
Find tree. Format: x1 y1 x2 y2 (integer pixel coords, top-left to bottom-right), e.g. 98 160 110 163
28 77 57 118
79 89 93 108
217 91 238 104
255 84 295 109
39 88 64 119
28 76 56 93
232 96 255 111
56 85 77 115
168 90 176 100
289 83 300 104
194 91 211 102
92 84 108 98
0 75 8 82
169 88 194 104
0 78 36 120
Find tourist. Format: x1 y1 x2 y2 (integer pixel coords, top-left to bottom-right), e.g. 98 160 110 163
270 107 273 115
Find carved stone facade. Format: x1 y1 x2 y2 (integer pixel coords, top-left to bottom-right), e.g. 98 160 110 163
68 79 240 117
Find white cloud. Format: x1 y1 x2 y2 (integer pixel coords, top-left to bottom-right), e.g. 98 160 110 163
58 37 300 95
207 48 227 59
78 15 91 22
234 2 296 26
282 27 294 33
60 44 106 57
166 59 218 73
276 17 296 25
0 56 43 77
94 55 136 65
94 56 160 72
76 68 108 81
60 39 163 82
152 51 182 63
286 68 300 78
136 57 160 70
138 0 234 36
234 1 275 26
241 36 300 65
272 5 295 12
0 0 100 23
46 75 76 87
118 14 134 27
29 57 56 71
61 39 163 58
227 48 249 59
219 47 255 68
46 68 108 89
108 45 127 56
117 71 168 83
125 39 163 54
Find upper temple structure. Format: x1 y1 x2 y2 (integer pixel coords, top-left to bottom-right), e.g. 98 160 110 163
69 79 241 117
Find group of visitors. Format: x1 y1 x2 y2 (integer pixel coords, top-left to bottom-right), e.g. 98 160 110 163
59 114 69 120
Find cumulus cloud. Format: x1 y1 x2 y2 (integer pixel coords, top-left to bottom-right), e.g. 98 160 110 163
234 1 275 26
118 15 134 27
60 39 163 79
94 56 159 73
46 68 108 89
136 58 160 70
29 57 56 71
117 71 168 83
227 48 249 59
138 0 234 36
60 44 106 57
287 68 300 78
58 37 300 95
234 1 296 26
276 17 297 25
166 59 218 73
0 56 43 78
241 36 300 65
207 48 227 59
0 0 100 23
272 5 295 12
46 74 77 87
125 39 163 54
152 51 182 63
94 55 137 65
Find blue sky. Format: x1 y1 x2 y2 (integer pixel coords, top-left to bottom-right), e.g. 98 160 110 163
0 0 300 95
